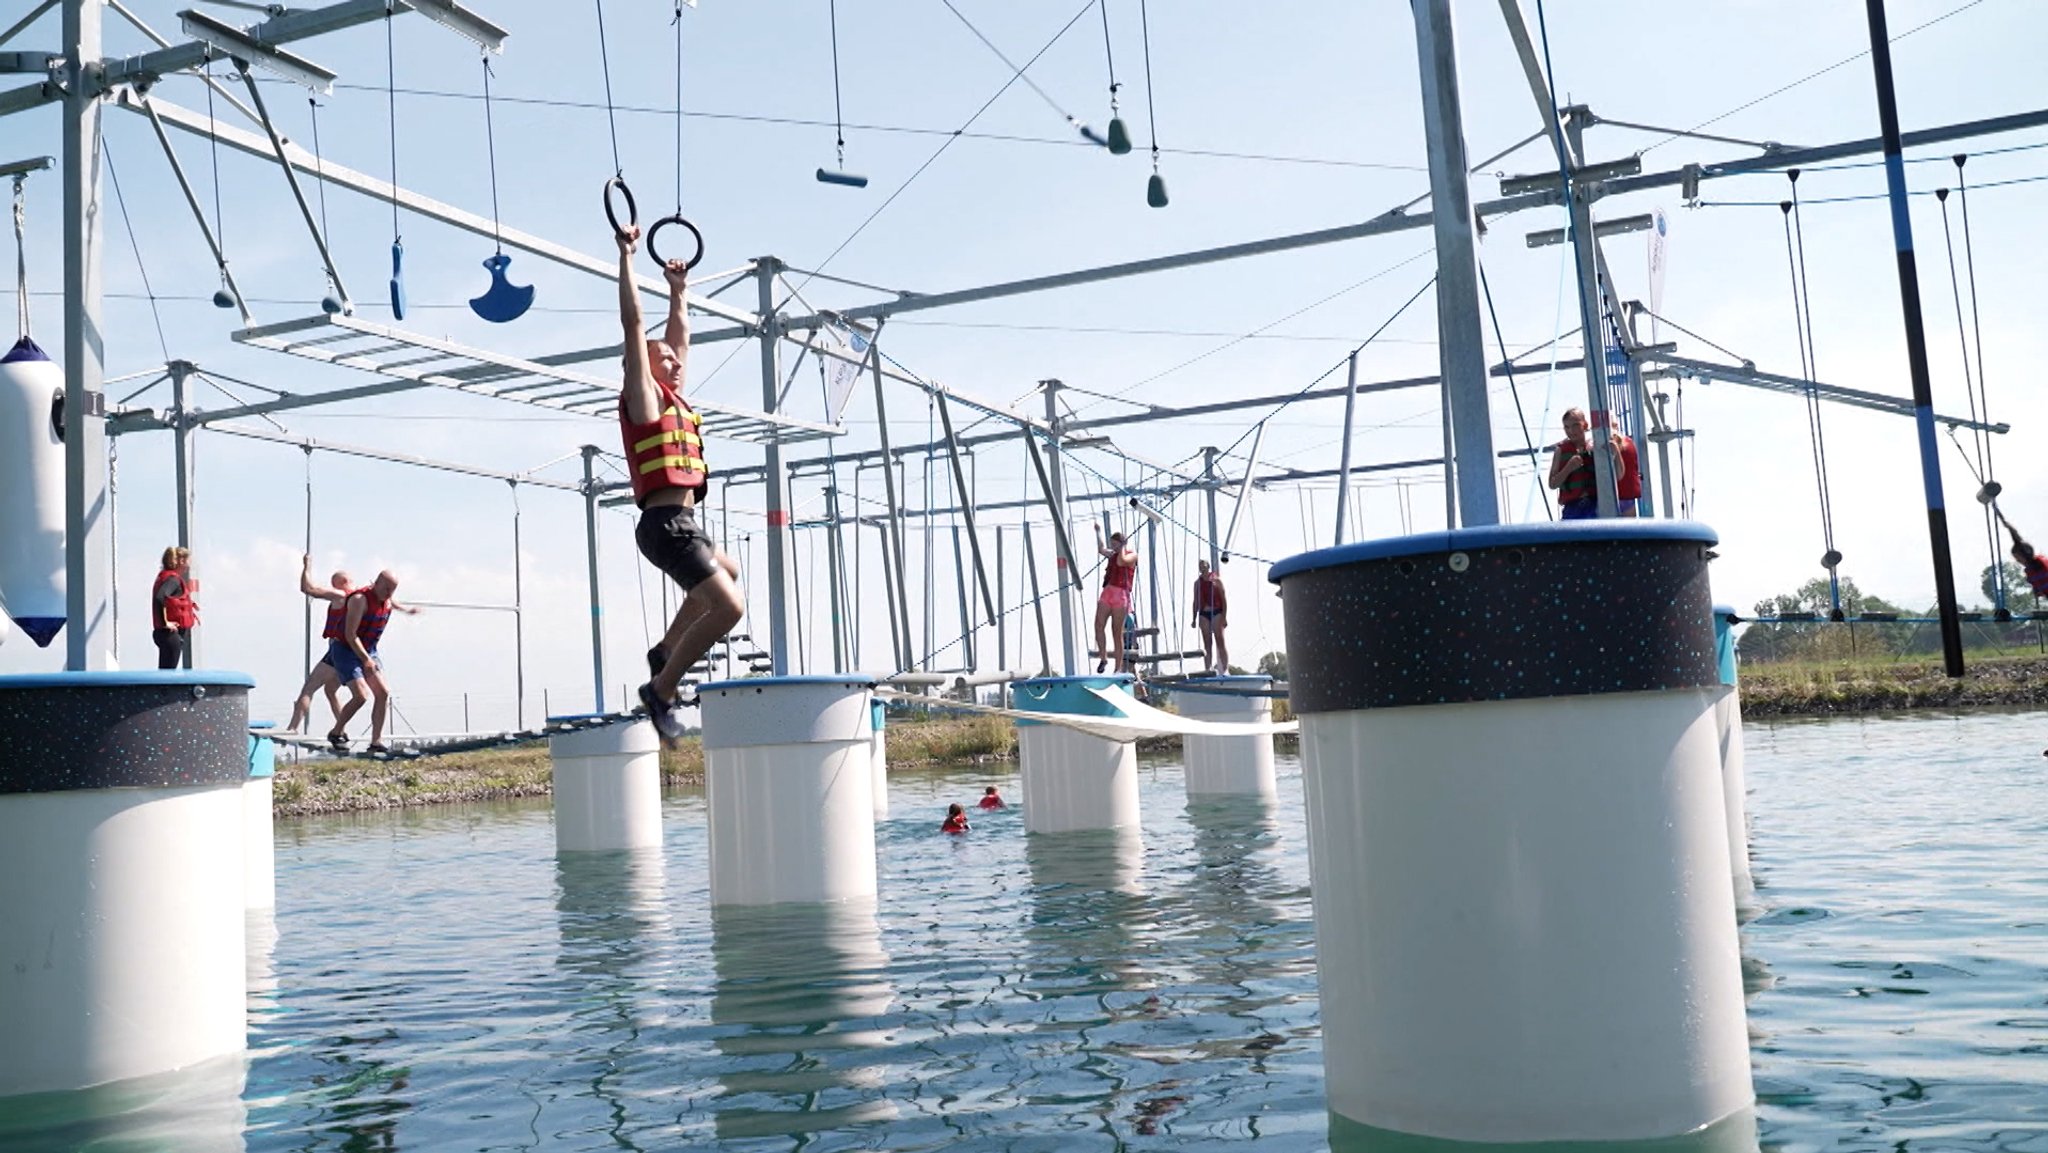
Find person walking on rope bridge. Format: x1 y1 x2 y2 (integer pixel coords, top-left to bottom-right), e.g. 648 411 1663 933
615 226 745 743
328 571 404 755
1093 523 1139 674
1547 407 1617 521
1192 558 1229 674
151 546 199 669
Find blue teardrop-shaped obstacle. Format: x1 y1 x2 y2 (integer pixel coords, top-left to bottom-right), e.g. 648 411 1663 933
388 239 407 321
1147 171 1169 208
469 253 534 323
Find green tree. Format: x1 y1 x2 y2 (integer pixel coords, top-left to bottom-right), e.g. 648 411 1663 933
1256 651 1288 681
1740 576 1907 664
1981 561 2035 614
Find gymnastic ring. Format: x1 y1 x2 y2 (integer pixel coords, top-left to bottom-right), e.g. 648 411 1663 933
604 176 638 238
647 212 705 271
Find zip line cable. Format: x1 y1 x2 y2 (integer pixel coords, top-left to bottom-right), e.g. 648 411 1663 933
939 0 1108 147
1952 154 1996 524
1779 174 1843 617
1479 260 1550 522
1934 182 2006 614
101 144 170 362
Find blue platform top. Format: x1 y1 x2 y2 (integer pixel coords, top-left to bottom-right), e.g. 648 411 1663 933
697 673 876 693
0 669 257 690
1267 519 1719 583
1713 604 1739 619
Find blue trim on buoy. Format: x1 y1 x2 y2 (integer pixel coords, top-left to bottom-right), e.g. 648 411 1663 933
0 669 256 690
1712 606 1740 687
870 698 886 732
13 616 64 647
1268 519 1719 583
2 336 51 363
1010 674 1135 725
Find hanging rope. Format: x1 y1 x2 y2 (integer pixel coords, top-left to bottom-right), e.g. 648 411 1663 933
480 55 504 253
384 6 400 243
203 55 232 301
101 145 170 361
1780 171 1842 616
673 0 686 212
827 0 848 172
1479 260 1550 521
12 174 28 339
1953 154 1995 493
593 0 624 179
1096 0 1130 154
1137 0 1166 204
1934 184 2006 615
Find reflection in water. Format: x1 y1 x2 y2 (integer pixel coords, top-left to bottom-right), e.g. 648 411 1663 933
709 900 898 1139
1328 1106 1761 1153
0 1052 250 1153
549 850 670 1153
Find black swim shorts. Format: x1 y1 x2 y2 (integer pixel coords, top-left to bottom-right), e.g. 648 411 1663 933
636 503 721 591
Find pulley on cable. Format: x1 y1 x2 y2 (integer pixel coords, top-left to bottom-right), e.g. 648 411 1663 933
468 51 533 323
816 0 868 187
1097 0 1131 155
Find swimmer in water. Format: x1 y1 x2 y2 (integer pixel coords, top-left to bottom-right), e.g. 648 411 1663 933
941 803 970 834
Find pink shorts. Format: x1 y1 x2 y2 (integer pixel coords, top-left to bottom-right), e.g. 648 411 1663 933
1098 586 1131 612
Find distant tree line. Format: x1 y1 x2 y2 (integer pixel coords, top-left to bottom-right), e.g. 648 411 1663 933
1737 564 2044 664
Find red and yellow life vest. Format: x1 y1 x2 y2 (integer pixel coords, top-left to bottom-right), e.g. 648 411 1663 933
1556 439 1596 505
619 377 708 506
155 568 198 628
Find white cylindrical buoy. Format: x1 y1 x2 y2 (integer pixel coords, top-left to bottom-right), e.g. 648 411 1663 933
244 725 276 911
1713 605 1756 909
1270 522 1751 1143
1174 675 1278 800
700 676 877 906
869 699 889 820
0 671 254 1098
550 717 663 853
0 338 67 647
1012 675 1142 835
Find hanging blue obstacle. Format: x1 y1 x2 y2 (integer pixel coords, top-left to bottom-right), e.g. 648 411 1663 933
469 252 533 323
388 239 407 320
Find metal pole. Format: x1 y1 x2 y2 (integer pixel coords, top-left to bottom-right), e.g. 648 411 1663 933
580 445 605 712
1653 394 1678 518
137 99 252 326
951 524 973 669
754 258 791 674
851 467 863 668
169 361 195 667
933 393 998 624
301 444 313 683
511 481 525 727
1624 304 1655 517
62 0 112 670
1203 447 1222 569
867 333 914 669
1562 113 1620 516
1222 423 1267 558
1020 520 1051 674
1864 0 1965 676
875 518 905 672
995 525 1006 671
1410 0 1499 528
1144 513 1161 660
1040 381 1078 675
1335 351 1359 545
235 63 351 312
824 485 847 672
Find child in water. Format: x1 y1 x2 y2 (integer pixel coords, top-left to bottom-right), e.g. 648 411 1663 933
977 786 1005 810
941 803 970 834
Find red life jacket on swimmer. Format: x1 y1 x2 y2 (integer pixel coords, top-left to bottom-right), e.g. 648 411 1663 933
348 588 393 647
155 569 198 628
978 794 1004 810
321 599 348 640
619 375 708 507
1104 551 1136 592
941 813 970 834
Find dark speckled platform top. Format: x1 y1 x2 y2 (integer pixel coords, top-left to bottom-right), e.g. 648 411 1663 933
0 671 254 794
1269 523 1721 713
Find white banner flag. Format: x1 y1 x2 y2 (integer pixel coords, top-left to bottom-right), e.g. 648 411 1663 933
1647 206 1669 345
823 320 869 424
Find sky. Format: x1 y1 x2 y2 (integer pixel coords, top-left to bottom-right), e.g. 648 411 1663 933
3 0 2045 732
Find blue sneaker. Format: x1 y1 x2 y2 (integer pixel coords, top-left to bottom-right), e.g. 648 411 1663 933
637 682 688 742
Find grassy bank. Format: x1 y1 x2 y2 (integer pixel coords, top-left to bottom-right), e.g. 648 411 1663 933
1738 653 2048 716
273 712 1019 818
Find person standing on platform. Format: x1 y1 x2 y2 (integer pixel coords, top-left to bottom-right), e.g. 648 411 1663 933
151 546 198 669
1613 429 1643 517
1548 407 1619 521
1193 558 1229 674
614 225 745 742
1093 524 1139 674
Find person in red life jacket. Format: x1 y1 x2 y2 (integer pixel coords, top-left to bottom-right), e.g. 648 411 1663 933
1613 430 1642 517
1192 558 1229 674
977 786 1005 810
615 226 745 743
151 546 199 669
941 803 971 834
287 555 419 737
2011 534 2048 600
326 571 403 754
1547 407 1622 521
1093 523 1139 674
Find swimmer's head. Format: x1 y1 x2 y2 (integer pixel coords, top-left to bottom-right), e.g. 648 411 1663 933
645 339 681 387
331 570 353 591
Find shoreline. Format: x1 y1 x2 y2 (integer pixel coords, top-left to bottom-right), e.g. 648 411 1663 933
273 663 2046 817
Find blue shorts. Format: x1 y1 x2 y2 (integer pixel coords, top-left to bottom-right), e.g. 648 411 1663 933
328 638 383 683
1560 496 1599 521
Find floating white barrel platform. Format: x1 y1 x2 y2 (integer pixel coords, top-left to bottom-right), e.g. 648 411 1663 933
869 699 889 820
0 671 255 1097
1011 674 1142 835
1174 675 1278 800
549 716 663 853
699 676 878 906
1713 606 1756 910
0 338 67 647
244 725 276 911
1270 522 1751 1143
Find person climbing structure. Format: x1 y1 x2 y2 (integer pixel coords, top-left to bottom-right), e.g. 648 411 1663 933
615 225 745 743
